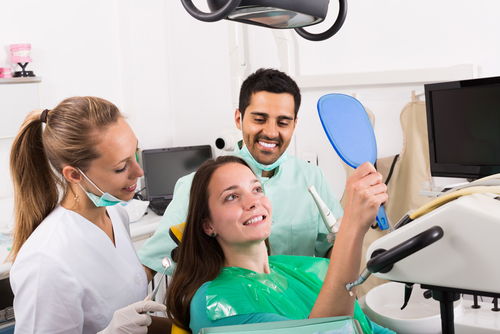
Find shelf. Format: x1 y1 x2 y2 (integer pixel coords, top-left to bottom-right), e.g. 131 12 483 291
0 77 42 84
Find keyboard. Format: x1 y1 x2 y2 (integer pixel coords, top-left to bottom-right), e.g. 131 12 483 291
149 200 171 216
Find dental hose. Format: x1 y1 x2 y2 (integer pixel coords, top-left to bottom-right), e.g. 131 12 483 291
345 268 371 297
393 186 500 231
409 186 500 222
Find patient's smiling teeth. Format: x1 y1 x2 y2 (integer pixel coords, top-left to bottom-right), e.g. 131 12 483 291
259 141 276 148
243 215 264 226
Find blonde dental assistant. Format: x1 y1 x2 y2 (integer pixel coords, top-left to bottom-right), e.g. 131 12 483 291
8 97 166 334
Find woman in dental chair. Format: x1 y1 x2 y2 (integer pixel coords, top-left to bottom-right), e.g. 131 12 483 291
166 156 394 334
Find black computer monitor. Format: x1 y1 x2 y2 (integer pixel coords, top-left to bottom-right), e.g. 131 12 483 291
142 145 213 202
425 76 500 180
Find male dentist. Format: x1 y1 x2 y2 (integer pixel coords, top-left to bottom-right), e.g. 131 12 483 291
139 68 378 281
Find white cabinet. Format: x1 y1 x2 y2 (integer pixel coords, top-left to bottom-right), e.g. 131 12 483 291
0 78 41 203
0 77 41 139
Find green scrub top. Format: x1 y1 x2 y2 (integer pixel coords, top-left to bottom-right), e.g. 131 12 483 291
138 146 344 275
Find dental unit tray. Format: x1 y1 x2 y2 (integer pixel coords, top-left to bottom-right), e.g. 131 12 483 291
317 93 389 230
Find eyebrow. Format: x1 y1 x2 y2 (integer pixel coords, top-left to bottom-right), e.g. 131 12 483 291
250 111 294 121
219 179 260 198
113 139 139 167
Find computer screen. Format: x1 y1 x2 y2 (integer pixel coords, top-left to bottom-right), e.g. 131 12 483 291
142 145 212 201
425 76 500 179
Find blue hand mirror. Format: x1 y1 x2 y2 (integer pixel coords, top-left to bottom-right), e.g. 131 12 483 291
317 93 389 230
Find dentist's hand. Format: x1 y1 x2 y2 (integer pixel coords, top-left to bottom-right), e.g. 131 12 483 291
98 300 166 334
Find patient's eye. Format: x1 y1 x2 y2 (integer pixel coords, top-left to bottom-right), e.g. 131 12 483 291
254 186 263 194
225 194 237 202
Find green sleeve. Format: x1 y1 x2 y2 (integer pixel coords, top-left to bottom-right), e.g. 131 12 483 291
137 172 195 275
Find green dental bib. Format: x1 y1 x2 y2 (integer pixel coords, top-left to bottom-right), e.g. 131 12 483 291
206 255 372 334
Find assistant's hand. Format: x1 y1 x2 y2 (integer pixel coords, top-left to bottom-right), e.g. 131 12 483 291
342 162 388 232
98 300 167 334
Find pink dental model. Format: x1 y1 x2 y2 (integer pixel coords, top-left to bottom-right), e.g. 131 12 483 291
10 44 35 77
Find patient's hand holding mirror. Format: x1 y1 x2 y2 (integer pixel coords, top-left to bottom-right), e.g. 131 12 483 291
317 93 389 230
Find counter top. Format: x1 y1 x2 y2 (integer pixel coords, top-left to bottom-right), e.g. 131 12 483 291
130 208 162 242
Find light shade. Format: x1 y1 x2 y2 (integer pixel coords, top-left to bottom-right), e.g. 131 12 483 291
209 0 328 28
181 0 347 42
227 7 320 29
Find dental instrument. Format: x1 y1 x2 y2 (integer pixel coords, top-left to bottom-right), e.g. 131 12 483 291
307 185 339 234
145 257 171 301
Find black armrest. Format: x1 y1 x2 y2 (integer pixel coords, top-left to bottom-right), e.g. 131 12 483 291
367 225 444 274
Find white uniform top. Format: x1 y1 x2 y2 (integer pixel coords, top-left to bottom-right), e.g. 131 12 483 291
10 205 148 334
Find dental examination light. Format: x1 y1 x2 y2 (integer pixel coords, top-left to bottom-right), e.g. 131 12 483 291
180 0 348 42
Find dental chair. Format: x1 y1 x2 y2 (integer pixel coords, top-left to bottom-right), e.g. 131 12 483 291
168 222 188 334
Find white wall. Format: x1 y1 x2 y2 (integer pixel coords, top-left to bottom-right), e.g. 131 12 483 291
2 0 500 204
237 0 500 195
0 1 123 108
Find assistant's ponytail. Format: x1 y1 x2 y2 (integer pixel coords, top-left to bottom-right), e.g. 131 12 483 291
8 110 59 263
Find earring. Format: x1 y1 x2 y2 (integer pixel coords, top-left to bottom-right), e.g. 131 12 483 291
210 233 215 237
75 195 80 203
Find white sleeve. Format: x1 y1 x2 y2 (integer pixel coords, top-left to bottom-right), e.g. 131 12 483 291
11 250 84 334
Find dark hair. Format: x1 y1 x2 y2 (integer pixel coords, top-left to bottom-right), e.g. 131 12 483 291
166 155 270 332
238 68 301 119
8 96 122 263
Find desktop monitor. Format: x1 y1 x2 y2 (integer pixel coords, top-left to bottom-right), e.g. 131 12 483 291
425 76 500 180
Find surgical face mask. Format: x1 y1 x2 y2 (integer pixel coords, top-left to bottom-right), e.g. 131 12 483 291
77 168 128 207
240 145 289 172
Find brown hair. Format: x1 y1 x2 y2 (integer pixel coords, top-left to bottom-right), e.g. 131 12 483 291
239 68 301 119
166 155 270 332
8 96 122 263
